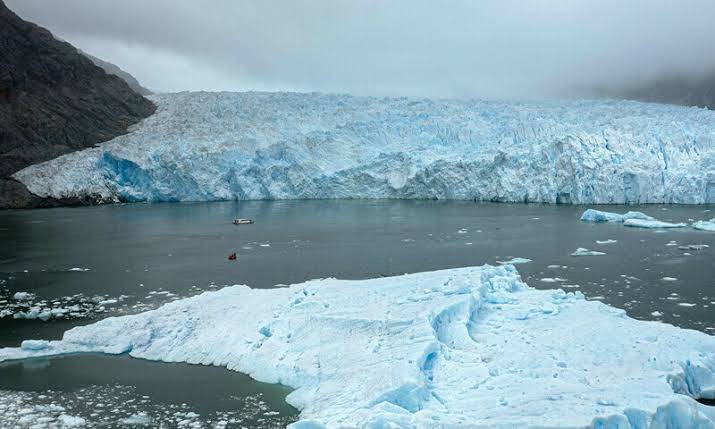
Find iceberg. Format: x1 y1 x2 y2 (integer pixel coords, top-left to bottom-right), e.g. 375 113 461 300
12 92 715 204
623 219 687 228
571 247 606 256
2 265 714 428
580 209 654 223
693 219 715 232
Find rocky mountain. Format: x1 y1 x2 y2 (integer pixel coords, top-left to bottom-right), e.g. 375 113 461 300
80 50 152 96
0 0 155 209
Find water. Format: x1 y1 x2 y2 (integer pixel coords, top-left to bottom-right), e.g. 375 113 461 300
1 200 714 426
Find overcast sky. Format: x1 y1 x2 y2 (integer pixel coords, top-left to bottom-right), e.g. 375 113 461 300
7 0 715 98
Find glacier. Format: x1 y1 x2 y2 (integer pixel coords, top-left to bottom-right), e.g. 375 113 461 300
2 265 715 428
12 92 715 204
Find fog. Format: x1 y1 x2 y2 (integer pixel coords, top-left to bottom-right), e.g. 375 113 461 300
7 0 715 98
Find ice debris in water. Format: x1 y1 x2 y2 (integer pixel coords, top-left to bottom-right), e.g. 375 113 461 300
12 92 715 204
693 218 715 232
2 265 715 428
580 209 654 223
571 247 606 256
623 219 687 229
67 267 91 272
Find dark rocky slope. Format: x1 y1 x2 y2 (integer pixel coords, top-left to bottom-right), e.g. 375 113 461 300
0 0 155 209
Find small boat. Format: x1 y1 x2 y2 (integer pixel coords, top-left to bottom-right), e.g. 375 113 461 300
232 218 254 225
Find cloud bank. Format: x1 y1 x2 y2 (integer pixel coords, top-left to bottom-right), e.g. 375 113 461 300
8 0 715 98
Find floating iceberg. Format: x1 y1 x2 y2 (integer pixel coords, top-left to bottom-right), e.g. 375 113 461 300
580 209 654 223
12 92 715 204
693 219 715 232
496 257 532 264
624 219 687 228
2 265 714 428
571 247 606 256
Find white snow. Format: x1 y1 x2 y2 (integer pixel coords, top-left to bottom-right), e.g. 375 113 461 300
623 219 687 229
2 265 714 428
12 92 715 204
693 219 715 231
571 247 606 256
580 209 654 223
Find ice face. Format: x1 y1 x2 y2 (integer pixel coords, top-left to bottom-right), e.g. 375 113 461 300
2 265 714 428
12 92 715 204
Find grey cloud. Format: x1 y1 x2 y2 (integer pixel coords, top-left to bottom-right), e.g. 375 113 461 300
7 0 715 98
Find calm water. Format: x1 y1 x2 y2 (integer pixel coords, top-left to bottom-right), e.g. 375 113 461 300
1 200 714 426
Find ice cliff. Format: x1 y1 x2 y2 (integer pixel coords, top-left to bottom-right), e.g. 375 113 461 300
2 265 715 428
13 92 715 204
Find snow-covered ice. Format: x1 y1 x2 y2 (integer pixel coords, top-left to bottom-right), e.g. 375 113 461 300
12 92 715 204
571 247 606 256
580 209 654 223
624 219 687 229
693 219 715 232
2 265 714 428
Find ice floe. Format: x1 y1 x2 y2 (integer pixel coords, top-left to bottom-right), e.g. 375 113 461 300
693 219 715 232
496 257 532 265
624 219 687 229
596 239 618 244
12 92 715 204
2 265 715 428
571 247 606 256
580 209 654 223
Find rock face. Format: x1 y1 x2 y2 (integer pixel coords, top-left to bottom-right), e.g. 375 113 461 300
0 0 155 209
80 50 152 96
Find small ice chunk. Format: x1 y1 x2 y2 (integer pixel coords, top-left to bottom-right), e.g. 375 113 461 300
20 340 50 351
571 248 605 257
677 244 709 250
596 239 617 244
651 311 662 317
13 291 32 300
540 277 567 283
67 267 91 272
120 413 152 425
496 257 532 265
678 303 696 307
623 219 686 229
57 414 86 427
692 218 715 232
661 277 678 282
